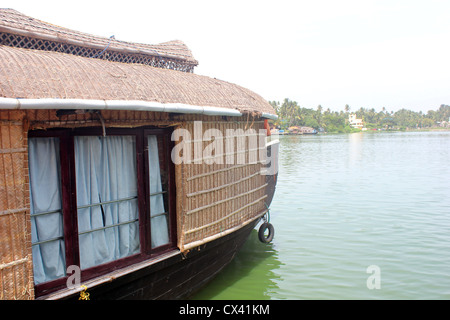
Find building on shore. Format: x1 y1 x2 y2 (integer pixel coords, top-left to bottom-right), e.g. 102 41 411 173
349 114 364 129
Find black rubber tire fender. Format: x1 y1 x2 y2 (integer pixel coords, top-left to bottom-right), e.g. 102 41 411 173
258 222 274 243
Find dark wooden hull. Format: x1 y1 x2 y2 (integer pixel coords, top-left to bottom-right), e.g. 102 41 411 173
265 172 278 208
59 218 259 300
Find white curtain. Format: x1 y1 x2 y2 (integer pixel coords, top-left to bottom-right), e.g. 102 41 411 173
28 138 66 284
148 135 169 247
75 136 140 269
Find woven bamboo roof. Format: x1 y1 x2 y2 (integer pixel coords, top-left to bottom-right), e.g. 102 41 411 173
0 9 198 72
0 9 276 117
0 45 275 115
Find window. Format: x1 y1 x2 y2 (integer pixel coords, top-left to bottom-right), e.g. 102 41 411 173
28 128 176 296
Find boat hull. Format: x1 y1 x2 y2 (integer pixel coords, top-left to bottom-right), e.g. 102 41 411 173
56 218 259 300
264 140 279 207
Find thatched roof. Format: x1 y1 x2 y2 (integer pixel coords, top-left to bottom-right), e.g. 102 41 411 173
0 45 275 115
0 9 197 72
0 9 276 118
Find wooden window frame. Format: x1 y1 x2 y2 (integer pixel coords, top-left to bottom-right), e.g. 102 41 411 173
28 127 177 297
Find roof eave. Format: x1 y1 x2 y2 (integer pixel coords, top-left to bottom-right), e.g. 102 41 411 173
0 97 277 119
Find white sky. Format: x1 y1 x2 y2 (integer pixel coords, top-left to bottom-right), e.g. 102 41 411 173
3 0 450 112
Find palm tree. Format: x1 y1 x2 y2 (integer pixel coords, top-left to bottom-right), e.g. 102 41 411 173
316 105 323 128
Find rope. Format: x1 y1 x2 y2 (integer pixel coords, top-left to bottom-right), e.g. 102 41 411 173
91 35 115 58
264 203 271 223
79 285 90 300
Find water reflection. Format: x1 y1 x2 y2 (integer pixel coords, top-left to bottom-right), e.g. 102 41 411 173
348 132 363 165
191 229 282 300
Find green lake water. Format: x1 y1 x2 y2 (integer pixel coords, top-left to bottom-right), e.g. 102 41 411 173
192 131 450 300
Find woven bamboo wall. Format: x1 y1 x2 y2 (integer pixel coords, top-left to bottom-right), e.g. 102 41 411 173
22 110 269 251
176 120 268 250
24 111 269 251
0 110 34 300
25 109 171 130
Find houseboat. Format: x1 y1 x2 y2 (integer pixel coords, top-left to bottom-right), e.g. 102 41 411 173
0 9 279 300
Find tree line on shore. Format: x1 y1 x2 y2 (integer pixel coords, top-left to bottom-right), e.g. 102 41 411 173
269 99 450 133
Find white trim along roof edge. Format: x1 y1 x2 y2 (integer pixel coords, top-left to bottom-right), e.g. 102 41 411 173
0 97 278 120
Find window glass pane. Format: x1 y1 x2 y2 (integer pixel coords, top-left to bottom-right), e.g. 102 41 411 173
75 136 140 269
28 137 66 284
148 135 169 247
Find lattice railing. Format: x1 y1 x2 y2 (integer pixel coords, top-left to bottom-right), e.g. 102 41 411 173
0 32 195 73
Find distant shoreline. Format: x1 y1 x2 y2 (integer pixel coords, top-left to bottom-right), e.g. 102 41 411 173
275 127 450 135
